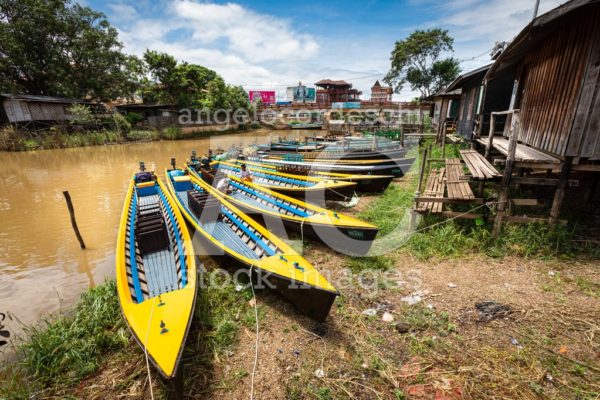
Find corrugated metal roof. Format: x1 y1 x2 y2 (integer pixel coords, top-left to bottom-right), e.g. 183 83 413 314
446 64 493 92
0 94 90 104
487 0 596 79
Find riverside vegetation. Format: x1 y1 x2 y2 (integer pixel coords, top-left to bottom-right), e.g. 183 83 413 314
1 142 599 399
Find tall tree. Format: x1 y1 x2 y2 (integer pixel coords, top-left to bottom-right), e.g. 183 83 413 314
384 29 460 98
0 0 140 100
142 50 219 107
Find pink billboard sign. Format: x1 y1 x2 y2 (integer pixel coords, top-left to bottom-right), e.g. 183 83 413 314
249 90 276 104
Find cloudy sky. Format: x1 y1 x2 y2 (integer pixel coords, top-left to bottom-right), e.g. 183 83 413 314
85 0 566 100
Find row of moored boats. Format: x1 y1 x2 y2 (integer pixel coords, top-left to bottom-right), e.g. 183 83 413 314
115 147 415 379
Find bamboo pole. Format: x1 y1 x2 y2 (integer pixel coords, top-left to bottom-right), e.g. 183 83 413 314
63 191 86 249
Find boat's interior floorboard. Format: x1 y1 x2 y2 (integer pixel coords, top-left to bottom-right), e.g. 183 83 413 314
176 191 190 210
204 221 260 259
142 248 179 297
175 188 261 260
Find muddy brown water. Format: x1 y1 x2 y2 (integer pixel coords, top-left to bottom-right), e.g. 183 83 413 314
0 130 311 355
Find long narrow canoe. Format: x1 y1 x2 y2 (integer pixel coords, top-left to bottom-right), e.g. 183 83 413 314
230 159 395 192
260 147 409 160
210 175 378 255
188 161 357 203
243 157 412 181
260 155 412 166
116 171 196 379
165 168 339 321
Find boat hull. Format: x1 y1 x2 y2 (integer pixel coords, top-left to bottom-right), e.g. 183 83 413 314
115 177 196 379
165 169 339 321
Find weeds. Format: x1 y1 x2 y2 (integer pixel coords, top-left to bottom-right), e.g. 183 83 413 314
127 129 160 141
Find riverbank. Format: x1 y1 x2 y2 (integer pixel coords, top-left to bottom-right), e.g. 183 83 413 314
0 124 262 152
1 144 599 399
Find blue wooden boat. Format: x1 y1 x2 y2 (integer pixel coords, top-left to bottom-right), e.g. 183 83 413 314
164 167 339 321
188 161 357 203
210 175 379 256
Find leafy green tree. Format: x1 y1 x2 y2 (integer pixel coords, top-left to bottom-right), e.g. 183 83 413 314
385 29 460 98
200 77 250 111
142 50 218 107
0 0 141 100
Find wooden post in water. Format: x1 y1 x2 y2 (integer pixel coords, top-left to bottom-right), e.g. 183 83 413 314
63 191 86 249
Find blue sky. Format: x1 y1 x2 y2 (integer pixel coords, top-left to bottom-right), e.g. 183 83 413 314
84 0 565 100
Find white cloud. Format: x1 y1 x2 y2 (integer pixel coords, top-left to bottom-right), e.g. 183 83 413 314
106 3 139 22
171 1 319 62
107 0 569 102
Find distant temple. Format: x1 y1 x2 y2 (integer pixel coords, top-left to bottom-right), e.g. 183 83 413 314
314 79 362 104
370 80 393 103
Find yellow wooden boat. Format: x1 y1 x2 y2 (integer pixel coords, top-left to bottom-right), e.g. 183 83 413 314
208 174 378 256
231 159 395 192
165 167 339 321
115 166 196 379
188 160 357 203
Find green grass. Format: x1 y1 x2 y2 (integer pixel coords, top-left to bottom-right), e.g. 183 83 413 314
161 126 183 140
1 270 260 398
346 255 393 273
126 129 160 141
354 140 599 261
0 281 127 397
20 281 127 385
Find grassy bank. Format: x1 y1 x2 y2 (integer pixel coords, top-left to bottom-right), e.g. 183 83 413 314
0 270 260 399
0 123 261 152
356 141 600 262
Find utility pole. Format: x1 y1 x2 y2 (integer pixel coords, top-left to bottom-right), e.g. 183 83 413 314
532 0 541 19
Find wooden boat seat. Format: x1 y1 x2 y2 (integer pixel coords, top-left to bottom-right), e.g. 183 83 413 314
200 168 216 184
136 203 169 255
276 166 310 176
188 190 221 223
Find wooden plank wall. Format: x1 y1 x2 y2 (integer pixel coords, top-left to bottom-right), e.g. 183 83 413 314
518 9 596 158
567 6 600 160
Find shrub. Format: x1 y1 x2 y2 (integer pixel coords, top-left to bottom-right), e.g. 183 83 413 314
161 126 182 140
0 125 24 151
67 104 94 125
124 112 143 126
111 113 131 134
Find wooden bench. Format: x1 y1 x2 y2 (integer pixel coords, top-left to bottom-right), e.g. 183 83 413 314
476 137 561 163
445 159 474 200
415 168 445 213
459 149 502 180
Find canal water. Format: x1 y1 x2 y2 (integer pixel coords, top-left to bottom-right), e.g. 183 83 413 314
0 130 308 351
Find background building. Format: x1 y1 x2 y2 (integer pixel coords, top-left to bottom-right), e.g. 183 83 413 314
314 80 361 104
370 80 393 102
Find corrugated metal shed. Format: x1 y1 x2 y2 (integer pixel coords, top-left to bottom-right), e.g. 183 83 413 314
0 94 90 123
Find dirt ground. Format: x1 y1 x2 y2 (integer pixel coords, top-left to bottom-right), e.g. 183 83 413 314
68 185 600 400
